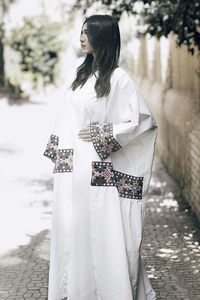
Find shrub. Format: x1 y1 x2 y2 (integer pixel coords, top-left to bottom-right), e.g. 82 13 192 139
9 15 61 85
74 0 200 54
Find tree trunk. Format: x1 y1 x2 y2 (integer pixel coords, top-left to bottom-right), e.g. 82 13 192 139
0 36 4 86
0 0 6 86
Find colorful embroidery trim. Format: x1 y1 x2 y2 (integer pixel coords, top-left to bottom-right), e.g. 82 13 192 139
91 161 143 199
90 122 121 160
54 149 73 173
91 162 116 186
114 170 143 199
43 134 59 161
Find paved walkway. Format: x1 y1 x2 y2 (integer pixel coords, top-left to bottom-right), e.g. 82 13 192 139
0 92 200 300
143 156 200 300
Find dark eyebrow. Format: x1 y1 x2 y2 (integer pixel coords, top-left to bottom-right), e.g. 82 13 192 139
81 29 88 34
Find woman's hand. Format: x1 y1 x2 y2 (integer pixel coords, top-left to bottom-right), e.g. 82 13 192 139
78 126 92 142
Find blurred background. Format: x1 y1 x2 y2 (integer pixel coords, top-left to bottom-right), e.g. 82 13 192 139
0 0 200 299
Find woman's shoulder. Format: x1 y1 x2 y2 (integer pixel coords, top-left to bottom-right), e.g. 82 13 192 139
112 66 133 83
111 66 135 88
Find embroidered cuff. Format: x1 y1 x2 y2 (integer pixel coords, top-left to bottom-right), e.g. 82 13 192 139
91 162 116 186
114 170 143 199
43 134 59 161
54 149 73 173
90 122 121 160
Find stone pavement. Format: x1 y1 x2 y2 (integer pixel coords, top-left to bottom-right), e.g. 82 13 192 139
143 155 200 300
0 92 200 300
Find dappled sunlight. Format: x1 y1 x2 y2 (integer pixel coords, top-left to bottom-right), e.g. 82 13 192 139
0 88 64 298
0 93 55 256
149 176 167 190
0 171 53 254
0 230 49 298
0 1 199 297
0 254 23 267
0 13 76 294
159 248 176 254
160 198 178 208
142 157 200 296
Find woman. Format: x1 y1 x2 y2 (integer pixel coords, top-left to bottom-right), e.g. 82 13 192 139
44 14 157 300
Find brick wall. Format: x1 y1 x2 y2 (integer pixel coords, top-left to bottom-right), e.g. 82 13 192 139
124 34 200 220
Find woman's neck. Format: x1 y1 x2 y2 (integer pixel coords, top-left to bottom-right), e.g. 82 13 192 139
92 58 99 73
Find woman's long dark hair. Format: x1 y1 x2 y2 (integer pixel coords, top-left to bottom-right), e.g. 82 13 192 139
71 14 121 98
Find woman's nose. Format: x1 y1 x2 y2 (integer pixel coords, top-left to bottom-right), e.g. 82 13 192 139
80 34 84 42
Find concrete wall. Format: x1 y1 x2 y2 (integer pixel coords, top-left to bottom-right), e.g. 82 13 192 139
126 34 200 220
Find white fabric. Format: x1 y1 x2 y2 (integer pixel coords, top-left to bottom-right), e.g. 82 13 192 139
46 67 157 300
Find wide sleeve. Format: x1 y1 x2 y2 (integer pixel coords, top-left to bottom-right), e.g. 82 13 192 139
90 69 157 161
43 134 59 163
110 72 157 147
90 122 121 160
43 89 67 163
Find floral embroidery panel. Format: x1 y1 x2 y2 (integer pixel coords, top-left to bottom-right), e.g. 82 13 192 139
91 162 116 186
90 122 121 160
43 134 59 161
114 170 143 199
54 149 73 173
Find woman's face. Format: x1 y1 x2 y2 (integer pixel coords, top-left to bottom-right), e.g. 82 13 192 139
80 22 94 56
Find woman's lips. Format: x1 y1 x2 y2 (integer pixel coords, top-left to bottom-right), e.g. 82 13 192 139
81 44 86 48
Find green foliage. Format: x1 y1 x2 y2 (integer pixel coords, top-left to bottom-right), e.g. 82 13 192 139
142 0 200 54
73 0 200 54
0 0 17 87
74 0 137 19
0 0 16 13
8 16 61 85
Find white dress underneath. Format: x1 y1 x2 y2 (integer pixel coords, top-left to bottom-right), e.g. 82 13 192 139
44 67 157 300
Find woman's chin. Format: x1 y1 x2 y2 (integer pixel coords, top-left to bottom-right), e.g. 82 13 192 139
81 49 93 56
81 48 87 54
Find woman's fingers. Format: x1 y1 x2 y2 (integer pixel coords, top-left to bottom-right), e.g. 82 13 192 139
82 138 92 141
78 133 91 138
79 128 90 134
79 136 92 141
78 132 91 136
78 127 92 141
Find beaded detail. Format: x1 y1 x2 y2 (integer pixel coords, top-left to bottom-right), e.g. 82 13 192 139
91 162 143 199
54 149 73 173
90 122 121 160
114 170 143 199
43 134 59 161
91 161 116 186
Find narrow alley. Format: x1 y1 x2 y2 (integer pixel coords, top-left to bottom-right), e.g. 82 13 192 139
0 90 199 300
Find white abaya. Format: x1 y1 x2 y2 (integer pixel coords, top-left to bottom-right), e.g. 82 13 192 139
43 66 158 300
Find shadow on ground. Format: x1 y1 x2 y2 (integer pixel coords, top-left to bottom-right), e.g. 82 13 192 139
0 155 200 299
143 156 200 299
0 229 50 299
